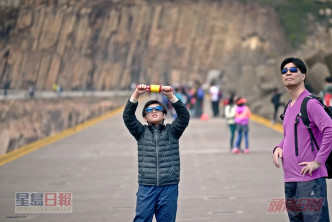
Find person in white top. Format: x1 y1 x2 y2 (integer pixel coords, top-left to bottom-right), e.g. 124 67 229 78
224 95 237 150
209 80 221 117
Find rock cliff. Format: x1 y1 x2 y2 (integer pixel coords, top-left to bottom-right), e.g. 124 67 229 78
0 0 332 155
0 0 291 91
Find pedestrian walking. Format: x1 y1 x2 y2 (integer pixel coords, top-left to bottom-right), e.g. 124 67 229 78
232 97 251 154
209 80 221 117
3 81 10 97
224 94 237 150
123 84 190 222
273 57 332 221
193 80 204 118
319 76 332 106
271 88 285 124
28 85 35 98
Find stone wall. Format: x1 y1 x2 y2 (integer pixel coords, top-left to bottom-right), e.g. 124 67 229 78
0 0 291 91
1 0 332 128
0 96 127 155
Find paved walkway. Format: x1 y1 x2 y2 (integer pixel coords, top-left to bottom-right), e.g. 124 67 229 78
0 95 331 222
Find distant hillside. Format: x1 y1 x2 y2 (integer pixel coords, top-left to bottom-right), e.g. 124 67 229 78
1 0 291 91
0 0 331 120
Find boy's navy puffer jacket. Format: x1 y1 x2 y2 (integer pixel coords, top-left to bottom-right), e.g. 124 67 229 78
123 99 190 186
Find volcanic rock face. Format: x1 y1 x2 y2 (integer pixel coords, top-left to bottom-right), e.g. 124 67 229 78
1 0 331 99
0 0 291 91
0 0 332 154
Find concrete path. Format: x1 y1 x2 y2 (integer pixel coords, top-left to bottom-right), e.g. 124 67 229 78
0 95 331 222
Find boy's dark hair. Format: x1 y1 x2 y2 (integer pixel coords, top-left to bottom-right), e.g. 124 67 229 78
228 96 234 105
142 100 168 117
280 57 307 74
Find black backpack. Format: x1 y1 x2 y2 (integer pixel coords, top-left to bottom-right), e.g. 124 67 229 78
280 95 332 179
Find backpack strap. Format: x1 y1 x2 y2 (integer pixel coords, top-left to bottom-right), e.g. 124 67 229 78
296 95 321 156
294 113 301 156
300 96 312 126
283 96 323 156
280 100 291 121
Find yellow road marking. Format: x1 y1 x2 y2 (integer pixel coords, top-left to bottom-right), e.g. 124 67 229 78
0 106 124 167
251 113 283 134
0 96 282 167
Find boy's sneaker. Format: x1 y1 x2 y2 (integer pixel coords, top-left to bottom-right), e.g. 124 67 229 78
232 148 240 154
244 149 250 154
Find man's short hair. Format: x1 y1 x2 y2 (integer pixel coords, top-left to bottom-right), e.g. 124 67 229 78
142 100 168 117
280 57 307 74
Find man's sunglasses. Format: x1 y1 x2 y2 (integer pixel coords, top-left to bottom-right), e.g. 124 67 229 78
281 67 298 74
145 106 163 113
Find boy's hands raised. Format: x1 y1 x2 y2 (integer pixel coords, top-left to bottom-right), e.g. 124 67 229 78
161 86 176 100
131 84 176 101
132 84 149 100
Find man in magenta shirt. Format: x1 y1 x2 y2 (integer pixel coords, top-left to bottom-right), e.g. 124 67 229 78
273 57 332 221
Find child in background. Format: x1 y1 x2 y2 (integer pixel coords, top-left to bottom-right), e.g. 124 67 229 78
232 97 251 154
224 95 237 150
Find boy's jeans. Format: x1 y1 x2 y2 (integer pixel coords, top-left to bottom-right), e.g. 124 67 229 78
285 177 330 222
134 184 178 222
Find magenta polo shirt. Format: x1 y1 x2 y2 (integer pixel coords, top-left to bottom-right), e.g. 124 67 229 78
277 90 332 182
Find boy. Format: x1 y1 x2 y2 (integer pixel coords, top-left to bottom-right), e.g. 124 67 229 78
123 84 190 222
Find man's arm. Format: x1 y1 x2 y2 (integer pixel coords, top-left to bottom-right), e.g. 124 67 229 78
299 99 332 176
273 136 285 168
307 100 332 164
